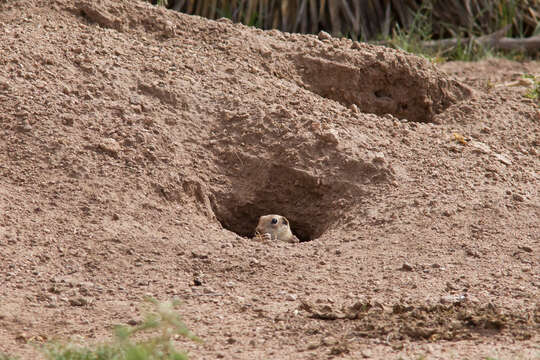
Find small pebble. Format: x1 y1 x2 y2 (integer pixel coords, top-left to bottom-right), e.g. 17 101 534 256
69 297 88 306
98 138 121 157
286 293 297 301
401 263 413 271
318 30 332 41
322 336 337 346
494 153 512 165
361 349 373 358
351 41 362 50
320 129 339 144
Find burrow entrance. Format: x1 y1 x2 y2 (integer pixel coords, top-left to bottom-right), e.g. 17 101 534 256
215 202 317 242
210 162 354 242
294 53 471 123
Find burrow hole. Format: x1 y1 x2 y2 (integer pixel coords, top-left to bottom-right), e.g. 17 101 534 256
211 163 340 242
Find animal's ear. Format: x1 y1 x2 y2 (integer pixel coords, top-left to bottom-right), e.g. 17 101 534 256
282 217 289 225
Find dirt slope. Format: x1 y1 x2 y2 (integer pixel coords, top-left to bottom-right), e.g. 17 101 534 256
0 0 538 359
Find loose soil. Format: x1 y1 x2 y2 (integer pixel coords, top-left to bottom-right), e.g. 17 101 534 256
0 1 538 359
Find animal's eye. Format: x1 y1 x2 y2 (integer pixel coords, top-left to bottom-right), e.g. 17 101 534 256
271 218 278 224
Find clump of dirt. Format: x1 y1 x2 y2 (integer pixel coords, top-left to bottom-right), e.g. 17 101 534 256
0 0 538 359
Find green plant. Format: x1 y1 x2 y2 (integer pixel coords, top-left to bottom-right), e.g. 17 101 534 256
385 4 476 61
381 1 540 62
0 354 18 360
387 2 434 54
524 74 540 105
448 38 491 61
44 298 200 360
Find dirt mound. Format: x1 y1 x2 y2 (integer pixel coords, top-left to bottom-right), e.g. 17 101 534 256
0 0 539 359
208 106 392 241
74 0 472 124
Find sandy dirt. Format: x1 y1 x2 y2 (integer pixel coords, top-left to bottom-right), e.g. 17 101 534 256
0 0 538 359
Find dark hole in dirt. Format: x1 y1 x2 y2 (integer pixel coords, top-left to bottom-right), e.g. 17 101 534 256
374 89 391 98
215 202 314 242
211 162 340 243
295 54 471 123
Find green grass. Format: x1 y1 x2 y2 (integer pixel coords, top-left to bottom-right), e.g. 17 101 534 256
0 354 18 360
382 1 531 62
43 298 200 360
384 2 433 54
524 74 540 105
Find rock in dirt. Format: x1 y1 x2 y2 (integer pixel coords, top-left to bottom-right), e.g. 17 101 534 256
127 318 140 326
0 76 9 91
494 153 512 165
470 140 491 154
322 336 337 346
465 248 481 258
351 41 362 50
329 344 350 356
286 293 297 301
401 263 413 271
77 1 124 31
439 294 465 304
97 138 121 158
16 119 32 133
15 333 28 342
317 30 332 41
518 245 533 253
319 128 340 144
69 297 88 306
360 349 373 358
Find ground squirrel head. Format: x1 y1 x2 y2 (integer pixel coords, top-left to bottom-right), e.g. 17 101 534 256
255 214 295 243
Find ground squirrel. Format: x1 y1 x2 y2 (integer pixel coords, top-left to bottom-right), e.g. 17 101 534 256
255 214 299 243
